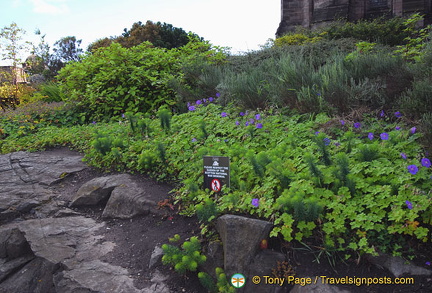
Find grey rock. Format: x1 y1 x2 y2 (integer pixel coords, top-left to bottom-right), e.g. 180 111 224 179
102 181 156 219
149 245 164 269
0 227 32 260
0 255 35 282
15 216 107 264
142 270 170 293
366 254 432 278
216 214 273 277
16 199 40 213
200 240 224 279
242 250 287 293
0 257 57 293
53 208 81 218
55 260 142 293
0 149 176 293
1 216 146 293
0 150 87 220
70 174 132 207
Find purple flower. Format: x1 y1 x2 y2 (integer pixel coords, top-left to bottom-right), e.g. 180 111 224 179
203 98 207 103
380 110 385 117
426 262 431 266
405 200 413 210
239 112 245 116
196 100 202 105
256 123 263 129
334 142 341 147
251 198 259 208
255 114 261 120
395 111 402 118
208 97 214 102
245 122 249 126
235 121 240 126
395 126 401 130
191 138 197 142
188 106 196 111
221 112 228 117
410 127 416 134
407 165 419 175
249 118 255 124
315 131 320 135
380 133 389 140
400 153 407 159
92 121 96 125
215 93 221 98
121 113 125 118
368 133 374 140
340 120 345 126
354 122 361 129
421 158 431 168
323 137 331 146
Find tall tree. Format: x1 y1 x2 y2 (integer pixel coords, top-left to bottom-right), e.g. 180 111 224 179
25 29 51 78
87 21 201 52
0 22 30 110
0 22 30 84
50 36 83 74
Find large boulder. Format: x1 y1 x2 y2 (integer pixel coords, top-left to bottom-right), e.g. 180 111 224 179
216 214 273 277
70 174 158 219
102 181 156 219
70 174 132 207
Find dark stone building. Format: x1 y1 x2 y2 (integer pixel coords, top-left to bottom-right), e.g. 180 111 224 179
277 0 432 36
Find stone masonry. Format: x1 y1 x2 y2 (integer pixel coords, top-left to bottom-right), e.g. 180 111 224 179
277 0 432 36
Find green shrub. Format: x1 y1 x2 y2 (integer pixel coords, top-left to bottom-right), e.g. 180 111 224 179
57 42 178 121
397 78 432 119
162 235 207 274
322 17 409 46
393 13 432 62
38 82 64 102
57 37 226 121
274 33 322 47
196 198 218 223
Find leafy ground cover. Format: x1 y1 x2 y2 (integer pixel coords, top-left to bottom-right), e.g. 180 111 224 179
1 99 431 264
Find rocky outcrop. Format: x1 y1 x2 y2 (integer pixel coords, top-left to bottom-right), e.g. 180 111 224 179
70 174 158 219
0 150 87 222
0 149 176 293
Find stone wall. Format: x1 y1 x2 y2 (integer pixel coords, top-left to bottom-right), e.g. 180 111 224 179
277 0 432 36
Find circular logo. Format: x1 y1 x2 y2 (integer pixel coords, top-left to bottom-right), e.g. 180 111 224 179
230 273 246 288
211 178 221 192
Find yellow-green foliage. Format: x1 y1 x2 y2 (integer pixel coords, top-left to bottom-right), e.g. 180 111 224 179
0 83 36 110
274 33 322 47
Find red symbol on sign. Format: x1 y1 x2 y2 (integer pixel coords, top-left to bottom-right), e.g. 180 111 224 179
211 179 221 192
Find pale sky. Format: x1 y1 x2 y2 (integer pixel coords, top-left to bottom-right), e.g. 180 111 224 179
0 0 281 65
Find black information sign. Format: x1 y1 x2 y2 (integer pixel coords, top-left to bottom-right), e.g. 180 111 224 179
203 156 230 192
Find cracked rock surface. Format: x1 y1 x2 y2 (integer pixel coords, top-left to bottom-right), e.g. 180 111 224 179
0 148 202 293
